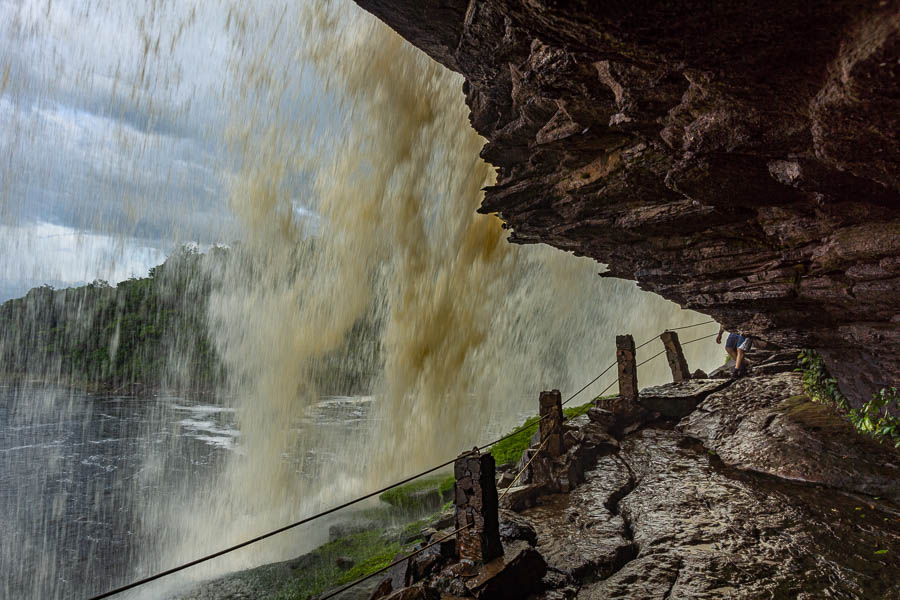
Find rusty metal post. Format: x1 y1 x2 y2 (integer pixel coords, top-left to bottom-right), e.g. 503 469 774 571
539 390 564 457
454 450 502 563
616 334 638 402
660 330 691 382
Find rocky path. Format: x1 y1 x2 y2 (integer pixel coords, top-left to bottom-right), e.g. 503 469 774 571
370 355 899 599
519 371 900 599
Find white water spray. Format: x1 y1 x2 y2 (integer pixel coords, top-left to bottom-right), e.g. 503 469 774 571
0 1 721 597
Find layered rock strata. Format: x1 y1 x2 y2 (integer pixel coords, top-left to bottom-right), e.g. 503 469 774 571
353 0 900 403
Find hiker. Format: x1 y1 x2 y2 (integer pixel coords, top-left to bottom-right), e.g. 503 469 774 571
716 325 752 377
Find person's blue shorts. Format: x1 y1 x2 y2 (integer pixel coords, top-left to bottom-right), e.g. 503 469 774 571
725 333 745 349
726 333 753 352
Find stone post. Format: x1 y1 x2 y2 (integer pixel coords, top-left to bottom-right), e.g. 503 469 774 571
616 334 638 402
539 390 564 458
660 330 691 382
454 450 503 563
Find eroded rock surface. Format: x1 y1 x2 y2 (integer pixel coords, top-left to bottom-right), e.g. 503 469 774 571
520 454 636 582
680 372 900 501
578 428 900 599
351 0 900 403
179 373 900 600
637 378 730 418
376 374 899 599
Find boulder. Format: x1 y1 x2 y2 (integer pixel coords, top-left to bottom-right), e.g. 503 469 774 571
637 379 732 418
463 541 548 599
369 577 393 600
593 395 649 437
586 407 615 431
579 421 619 453
679 372 900 501
428 510 454 532
388 551 412 591
751 360 797 375
498 510 538 546
498 483 543 512
708 363 732 379
497 471 515 489
406 543 443 583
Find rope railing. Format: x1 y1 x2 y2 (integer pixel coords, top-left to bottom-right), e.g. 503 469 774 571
320 325 720 599
85 319 719 600
563 320 718 408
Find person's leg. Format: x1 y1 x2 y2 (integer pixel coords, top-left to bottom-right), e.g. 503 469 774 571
735 336 753 373
724 333 739 361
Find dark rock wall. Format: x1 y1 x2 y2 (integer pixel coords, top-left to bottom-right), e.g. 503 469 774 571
353 0 900 404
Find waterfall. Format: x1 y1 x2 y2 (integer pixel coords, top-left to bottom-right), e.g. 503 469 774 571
0 1 721 598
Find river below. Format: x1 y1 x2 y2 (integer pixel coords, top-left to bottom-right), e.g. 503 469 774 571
0 384 375 600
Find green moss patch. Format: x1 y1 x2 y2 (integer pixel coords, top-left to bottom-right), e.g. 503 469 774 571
270 529 416 600
489 396 608 467
490 415 542 467
378 474 455 511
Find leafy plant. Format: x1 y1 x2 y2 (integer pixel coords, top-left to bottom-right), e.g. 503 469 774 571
797 350 849 412
849 387 900 448
799 350 900 447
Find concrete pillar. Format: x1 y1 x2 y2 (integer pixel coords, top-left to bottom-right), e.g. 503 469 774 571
539 390 564 458
454 450 503 563
660 330 691 382
616 334 638 402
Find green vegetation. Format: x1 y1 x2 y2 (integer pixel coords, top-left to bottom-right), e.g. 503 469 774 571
0 245 383 394
263 513 441 599
797 350 849 411
0 246 224 391
798 350 900 447
849 387 900 448
379 474 454 511
489 397 604 467
270 529 414 600
490 415 543 467
379 396 603 510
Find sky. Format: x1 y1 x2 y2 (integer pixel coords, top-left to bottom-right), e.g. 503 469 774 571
0 0 318 300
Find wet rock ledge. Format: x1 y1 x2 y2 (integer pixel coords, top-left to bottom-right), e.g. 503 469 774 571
352 0 900 403
371 358 900 599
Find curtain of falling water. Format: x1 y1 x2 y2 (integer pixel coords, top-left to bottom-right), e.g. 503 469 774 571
0 0 722 596
140 1 721 587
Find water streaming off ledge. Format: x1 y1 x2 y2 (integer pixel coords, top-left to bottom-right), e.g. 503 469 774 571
0 1 722 598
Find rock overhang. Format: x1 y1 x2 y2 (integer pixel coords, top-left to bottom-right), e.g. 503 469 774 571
352 0 900 404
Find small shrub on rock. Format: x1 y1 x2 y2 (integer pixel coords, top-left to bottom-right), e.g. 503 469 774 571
850 387 900 448
797 350 848 411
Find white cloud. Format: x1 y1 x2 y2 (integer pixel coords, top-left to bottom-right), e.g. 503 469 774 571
0 0 329 294
0 221 167 288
